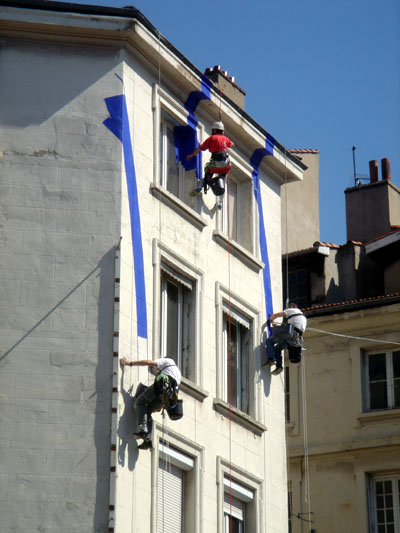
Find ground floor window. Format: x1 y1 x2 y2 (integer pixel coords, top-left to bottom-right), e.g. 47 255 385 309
369 474 400 533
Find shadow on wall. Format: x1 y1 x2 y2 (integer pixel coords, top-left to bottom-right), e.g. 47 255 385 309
0 249 117 531
94 248 119 531
117 370 140 471
0 39 121 127
259 325 272 399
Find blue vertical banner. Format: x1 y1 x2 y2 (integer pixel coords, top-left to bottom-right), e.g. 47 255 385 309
104 93 148 340
173 74 212 179
250 136 276 335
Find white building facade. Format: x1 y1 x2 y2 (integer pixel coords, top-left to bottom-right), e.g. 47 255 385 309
0 2 305 532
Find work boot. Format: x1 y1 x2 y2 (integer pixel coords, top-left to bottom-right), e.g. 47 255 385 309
133 423 148 439
272 365 283 375
137 439 152 450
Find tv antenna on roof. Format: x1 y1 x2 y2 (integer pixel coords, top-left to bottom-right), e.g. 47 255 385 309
352 146 357 185
352 146 369 187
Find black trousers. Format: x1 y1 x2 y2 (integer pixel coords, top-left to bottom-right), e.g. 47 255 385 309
134 382 163 434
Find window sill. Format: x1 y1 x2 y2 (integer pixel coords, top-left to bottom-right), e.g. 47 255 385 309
358 408 400 425
180 377 208 402
213 398 267 436
213 230 264 271
151 185 207 230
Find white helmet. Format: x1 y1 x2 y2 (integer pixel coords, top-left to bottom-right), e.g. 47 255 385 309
211 121 224 131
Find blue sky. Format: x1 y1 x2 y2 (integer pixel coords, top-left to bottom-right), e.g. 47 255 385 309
58 0 399 244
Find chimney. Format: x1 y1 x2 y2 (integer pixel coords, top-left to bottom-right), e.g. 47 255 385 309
346 157 399 242
204 65 246 110
381 158 391 180
369 160 379 183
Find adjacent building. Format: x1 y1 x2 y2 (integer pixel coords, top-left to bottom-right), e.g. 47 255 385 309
0 2 306 531
284 157 400 532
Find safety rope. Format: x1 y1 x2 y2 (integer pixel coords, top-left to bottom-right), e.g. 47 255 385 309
156 29 168 533
301 356 312 532
283 149 289 309
226 168 233 533
282 148 312 528
306 327 400 346
282 148 296 526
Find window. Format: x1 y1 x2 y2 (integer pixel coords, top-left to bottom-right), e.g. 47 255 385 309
159 110 196 205
369 475 400 533
157 443 195 533
287 269 308 309
223 477 254 533
222 171 253 252
223 305 250 413
160 263 195 381
365 350 400 411
217 457 261 533
224 494 245 533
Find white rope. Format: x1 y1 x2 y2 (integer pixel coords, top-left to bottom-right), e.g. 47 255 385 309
300 356 312 531
306 327 400 346
283 149 289 309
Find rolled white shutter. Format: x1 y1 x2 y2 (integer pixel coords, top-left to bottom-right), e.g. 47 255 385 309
157 459 184 533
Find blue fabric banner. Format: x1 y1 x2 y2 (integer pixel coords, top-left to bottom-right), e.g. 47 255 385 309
104 93 148 340
174 75 212 179
250 139 276 335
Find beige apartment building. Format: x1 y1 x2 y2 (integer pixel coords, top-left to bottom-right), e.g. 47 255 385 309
0 2 308 532
283 156 400 532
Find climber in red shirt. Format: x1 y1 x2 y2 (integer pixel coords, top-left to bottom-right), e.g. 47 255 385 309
187 121 234 201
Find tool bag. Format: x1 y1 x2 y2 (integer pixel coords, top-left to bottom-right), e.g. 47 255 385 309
272 323 294 341
166 399 183 420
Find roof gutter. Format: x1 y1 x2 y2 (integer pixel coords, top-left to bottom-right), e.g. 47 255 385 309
0 0 306 175
304 294 400 318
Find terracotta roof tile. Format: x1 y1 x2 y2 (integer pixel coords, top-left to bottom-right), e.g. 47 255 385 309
288 149 319 154
315 241 340 249
302 291 400 312
364 227 400 246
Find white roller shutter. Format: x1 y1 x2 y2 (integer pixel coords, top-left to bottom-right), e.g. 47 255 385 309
223 303 250 329
157 459 184 533
161 263 193 290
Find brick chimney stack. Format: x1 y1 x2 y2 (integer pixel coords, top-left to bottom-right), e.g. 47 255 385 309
345 157 400 242
204 65 246 110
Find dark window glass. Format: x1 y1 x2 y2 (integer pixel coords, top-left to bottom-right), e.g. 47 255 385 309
369 353 387 381
166 280 179 361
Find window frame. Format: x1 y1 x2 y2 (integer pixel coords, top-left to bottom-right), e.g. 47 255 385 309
217 456 262 533
215 282 261 424
368 473 400 533
224 493 246 533
222 309 250 413
157 457 185 533
152 426 204 533
220 162 255 254
286 268 308 310
152 84 204 212
152 239 204 388
364 349 400 412
160 264 193 377
159 111 186 199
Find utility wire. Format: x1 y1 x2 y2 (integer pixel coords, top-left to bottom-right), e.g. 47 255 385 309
306 327 400 346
